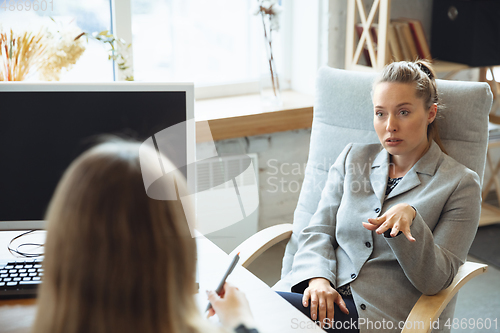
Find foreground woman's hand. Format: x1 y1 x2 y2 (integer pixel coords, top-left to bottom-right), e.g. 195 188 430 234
362 203 416 242
303 277 349 326
207 282 256 330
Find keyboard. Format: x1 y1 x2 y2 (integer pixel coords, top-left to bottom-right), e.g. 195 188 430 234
0 259 43 299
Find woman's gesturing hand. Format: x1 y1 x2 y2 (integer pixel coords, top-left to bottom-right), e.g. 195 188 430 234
362 203 416 242
302 277 349 326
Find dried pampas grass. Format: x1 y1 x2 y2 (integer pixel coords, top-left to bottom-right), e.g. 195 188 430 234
0 29 48 81
0 24 86 81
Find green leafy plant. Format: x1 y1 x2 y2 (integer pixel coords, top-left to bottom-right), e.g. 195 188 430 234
79 30 134 81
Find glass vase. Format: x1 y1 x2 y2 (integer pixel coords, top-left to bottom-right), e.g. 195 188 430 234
260 71 282 108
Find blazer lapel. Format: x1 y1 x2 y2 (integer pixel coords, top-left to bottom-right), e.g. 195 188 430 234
386 140 442 200
370 148 389 205
385 170 421 200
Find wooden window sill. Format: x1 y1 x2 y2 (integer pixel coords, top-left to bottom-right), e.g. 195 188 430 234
195 90 314 142
193 61 471 143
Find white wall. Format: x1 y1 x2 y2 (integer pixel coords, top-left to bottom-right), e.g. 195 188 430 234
288 0 329 95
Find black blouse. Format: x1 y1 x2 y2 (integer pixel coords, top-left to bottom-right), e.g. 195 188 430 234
234 324 259 333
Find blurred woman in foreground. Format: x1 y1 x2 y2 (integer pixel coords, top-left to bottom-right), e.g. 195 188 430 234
33 139 257 333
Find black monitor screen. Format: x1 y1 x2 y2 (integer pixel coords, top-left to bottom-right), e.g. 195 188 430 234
0 90 187 221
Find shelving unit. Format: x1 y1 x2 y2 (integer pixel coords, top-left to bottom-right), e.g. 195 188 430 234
481 69 500 226
344 0 470 75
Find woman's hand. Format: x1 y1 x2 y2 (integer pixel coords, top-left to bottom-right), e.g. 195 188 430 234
362 203 416 242
302 277 349 326
206 282 256 330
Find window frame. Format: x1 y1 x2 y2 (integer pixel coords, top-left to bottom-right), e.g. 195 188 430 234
111 0 133 81
112 0 294 99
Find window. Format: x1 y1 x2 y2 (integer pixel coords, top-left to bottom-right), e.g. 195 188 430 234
0 0 113 81
0 0 289 94
129 0 287 94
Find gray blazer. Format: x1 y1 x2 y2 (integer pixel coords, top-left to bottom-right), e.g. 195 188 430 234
278 140 481 333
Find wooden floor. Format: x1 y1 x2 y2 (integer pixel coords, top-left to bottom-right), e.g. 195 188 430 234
480 191 500 226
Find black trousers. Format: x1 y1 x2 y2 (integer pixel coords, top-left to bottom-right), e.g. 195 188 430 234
277 292 360 333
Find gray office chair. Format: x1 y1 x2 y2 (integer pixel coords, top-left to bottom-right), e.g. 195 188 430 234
232 66 491 333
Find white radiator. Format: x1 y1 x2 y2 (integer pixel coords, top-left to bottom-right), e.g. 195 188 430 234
195 153 259 253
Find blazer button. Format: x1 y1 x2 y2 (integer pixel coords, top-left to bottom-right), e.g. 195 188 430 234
365 242 371 248
374 208 380 213
360 304 366 310
351 273 356 279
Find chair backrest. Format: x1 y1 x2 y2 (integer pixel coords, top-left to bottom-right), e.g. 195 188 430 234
281 66 493 277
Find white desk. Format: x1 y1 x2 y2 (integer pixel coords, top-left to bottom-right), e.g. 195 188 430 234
0 230 323 333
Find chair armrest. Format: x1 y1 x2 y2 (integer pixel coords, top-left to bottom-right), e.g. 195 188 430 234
230 223 293 268
401 261 488 333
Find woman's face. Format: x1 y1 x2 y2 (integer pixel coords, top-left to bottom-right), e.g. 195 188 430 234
373 82 436 161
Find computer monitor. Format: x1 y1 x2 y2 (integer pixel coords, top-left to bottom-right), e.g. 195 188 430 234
0 82 194 230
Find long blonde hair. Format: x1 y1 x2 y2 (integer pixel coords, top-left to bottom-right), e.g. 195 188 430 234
33 139 213 333
374 60 447 154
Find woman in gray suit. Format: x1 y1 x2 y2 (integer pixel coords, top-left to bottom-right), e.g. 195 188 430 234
278 60 481 333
